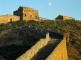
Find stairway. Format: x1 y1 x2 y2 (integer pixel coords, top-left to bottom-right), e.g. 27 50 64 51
31 39 60 60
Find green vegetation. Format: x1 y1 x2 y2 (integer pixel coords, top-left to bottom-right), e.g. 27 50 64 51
0 20 81 60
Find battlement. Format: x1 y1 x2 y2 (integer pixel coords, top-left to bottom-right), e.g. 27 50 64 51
20 6 38 11
14 6 39 21
0 14 18 17
14 6 38 13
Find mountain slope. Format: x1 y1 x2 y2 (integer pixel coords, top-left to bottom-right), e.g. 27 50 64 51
0 20 81 60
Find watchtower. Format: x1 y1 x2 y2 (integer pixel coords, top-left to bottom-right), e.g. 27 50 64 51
13 6 39 21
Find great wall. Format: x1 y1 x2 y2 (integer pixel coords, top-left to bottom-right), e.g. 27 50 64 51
0 26 68 60
0 6 75 24
0 6 71 60
0 6 50 24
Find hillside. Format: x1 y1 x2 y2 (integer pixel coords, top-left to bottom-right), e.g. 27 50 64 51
0 20 81 60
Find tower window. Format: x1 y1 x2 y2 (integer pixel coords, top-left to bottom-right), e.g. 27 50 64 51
35 16 38 19
10 19 12 22
25 14 26 16
24 14 26 16
30 15 32 17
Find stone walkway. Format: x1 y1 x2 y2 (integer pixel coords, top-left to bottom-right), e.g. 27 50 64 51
31 39 60 60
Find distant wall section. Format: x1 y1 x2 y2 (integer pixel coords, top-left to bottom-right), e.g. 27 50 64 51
55 15 75 20
0 14 20 24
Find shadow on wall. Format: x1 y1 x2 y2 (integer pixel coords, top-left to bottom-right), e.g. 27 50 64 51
0 45 31 60
48 31 63 39
16 33 50 60
0 26 64 60
46 36 68 60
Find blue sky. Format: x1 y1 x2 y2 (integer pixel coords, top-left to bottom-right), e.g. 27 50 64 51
0 0 81 20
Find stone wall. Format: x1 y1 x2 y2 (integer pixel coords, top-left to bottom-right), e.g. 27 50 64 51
0 14 20 24
63 16 74 20
14 6 39 21
0 25 68 60
0 6 49 24
39 17 49 21
0 26 48 46
16 31 68 60
46 37 68 60
55 15 75 20
16 33 50 60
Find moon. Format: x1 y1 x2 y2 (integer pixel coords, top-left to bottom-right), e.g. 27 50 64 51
48 2 52 6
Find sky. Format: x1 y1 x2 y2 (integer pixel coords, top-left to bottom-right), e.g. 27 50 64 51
0 0 81 20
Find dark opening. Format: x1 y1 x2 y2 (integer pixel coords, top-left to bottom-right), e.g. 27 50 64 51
24 14 26 16
35 16 38 19
30 15 32 17
10 19 12 22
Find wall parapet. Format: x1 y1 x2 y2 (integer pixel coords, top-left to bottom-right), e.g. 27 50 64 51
46 36 68 60
16 33 51 60
0 14 20 24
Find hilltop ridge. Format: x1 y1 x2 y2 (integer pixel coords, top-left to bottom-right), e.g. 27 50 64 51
0 20 81 60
